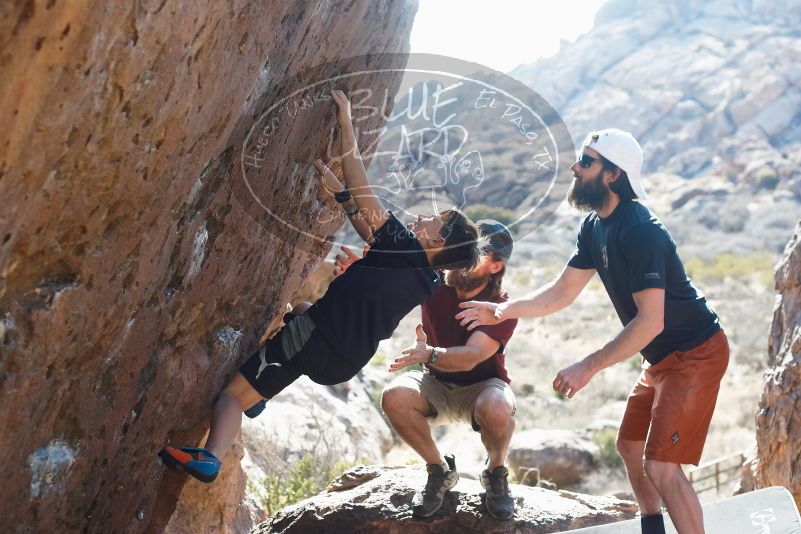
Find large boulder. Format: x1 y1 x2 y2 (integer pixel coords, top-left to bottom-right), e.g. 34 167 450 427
0 1 417 531
167 255 383 530
753 219 801 508
256 464 637 533
507 429 600 488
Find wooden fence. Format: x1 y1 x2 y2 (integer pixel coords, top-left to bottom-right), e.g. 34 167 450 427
688 451 746 495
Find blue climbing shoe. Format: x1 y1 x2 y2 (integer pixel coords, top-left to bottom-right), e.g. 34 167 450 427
159 446 221 483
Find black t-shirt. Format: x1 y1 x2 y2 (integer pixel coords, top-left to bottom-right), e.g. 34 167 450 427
307 213 440 368
567 200 720 364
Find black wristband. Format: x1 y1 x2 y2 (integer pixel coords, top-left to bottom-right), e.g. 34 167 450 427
427 348 439 365
334 189 352 203
345 205 360 217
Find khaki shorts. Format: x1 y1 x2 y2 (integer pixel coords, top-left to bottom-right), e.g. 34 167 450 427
618 330 729 465
387 370 516 431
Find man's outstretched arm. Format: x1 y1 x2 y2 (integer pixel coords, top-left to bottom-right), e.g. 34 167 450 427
330 89 389 231
553 287 665 398
456 265 596 330
389 325 501 373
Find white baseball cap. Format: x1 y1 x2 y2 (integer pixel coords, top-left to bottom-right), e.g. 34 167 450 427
582 128 646 199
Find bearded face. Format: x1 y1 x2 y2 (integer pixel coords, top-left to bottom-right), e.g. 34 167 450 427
568 168 610 212
445 265 491 293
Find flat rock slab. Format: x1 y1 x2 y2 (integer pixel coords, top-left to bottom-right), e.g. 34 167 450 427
255 465 636 533
562 487 801 534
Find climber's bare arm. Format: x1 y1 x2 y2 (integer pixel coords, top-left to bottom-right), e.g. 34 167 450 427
313 159 374 243
330 89 389 231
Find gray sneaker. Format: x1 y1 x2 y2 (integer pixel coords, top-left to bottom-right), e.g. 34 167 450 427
480 465 515 520
412 455 459 518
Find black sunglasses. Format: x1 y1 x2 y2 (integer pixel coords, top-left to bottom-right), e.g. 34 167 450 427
576 153 602 169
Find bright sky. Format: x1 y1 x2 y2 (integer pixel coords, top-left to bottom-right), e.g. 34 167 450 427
410 0 609 73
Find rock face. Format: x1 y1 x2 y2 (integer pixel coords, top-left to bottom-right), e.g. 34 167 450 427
0 1 417 531
165 437 265 534
255 465 637 533
507 429 600 488
169 364 393 531
166 259 377 532
754 220 801 507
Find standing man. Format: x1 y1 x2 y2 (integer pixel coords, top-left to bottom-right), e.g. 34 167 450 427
457 129 728 534
380 221 518 520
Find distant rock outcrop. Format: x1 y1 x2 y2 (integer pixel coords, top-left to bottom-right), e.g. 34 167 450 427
0 1 417 531
516 0 801 182
508 429 600 488
512 0 801 256
255 464 637 533
753 220 801 507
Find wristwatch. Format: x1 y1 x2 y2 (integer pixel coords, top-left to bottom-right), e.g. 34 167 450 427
427 348 440 365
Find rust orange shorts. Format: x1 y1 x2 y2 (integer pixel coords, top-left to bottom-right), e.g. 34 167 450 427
618 330 729 465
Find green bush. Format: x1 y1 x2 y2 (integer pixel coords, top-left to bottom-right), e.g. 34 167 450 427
464 204 517 232
592 428 623 470
626 355 642 370
684 252 774 286
249 454 358 516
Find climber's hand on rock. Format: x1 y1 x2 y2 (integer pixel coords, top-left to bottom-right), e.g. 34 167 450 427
331 90 352 127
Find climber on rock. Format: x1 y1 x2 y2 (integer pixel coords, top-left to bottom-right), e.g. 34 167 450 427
158 90 480 484
456 129 729 534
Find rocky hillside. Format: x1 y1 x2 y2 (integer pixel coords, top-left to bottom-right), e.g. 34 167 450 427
0 1 417 531
512 0 801 259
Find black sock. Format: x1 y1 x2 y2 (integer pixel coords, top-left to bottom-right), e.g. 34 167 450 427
641 513 666 534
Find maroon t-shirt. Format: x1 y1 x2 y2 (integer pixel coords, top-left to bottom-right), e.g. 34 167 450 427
422 284 518 385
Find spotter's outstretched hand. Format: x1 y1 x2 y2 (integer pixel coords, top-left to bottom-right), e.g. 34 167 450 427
455 300 505 330
552 359 596 399
389 324 430 372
